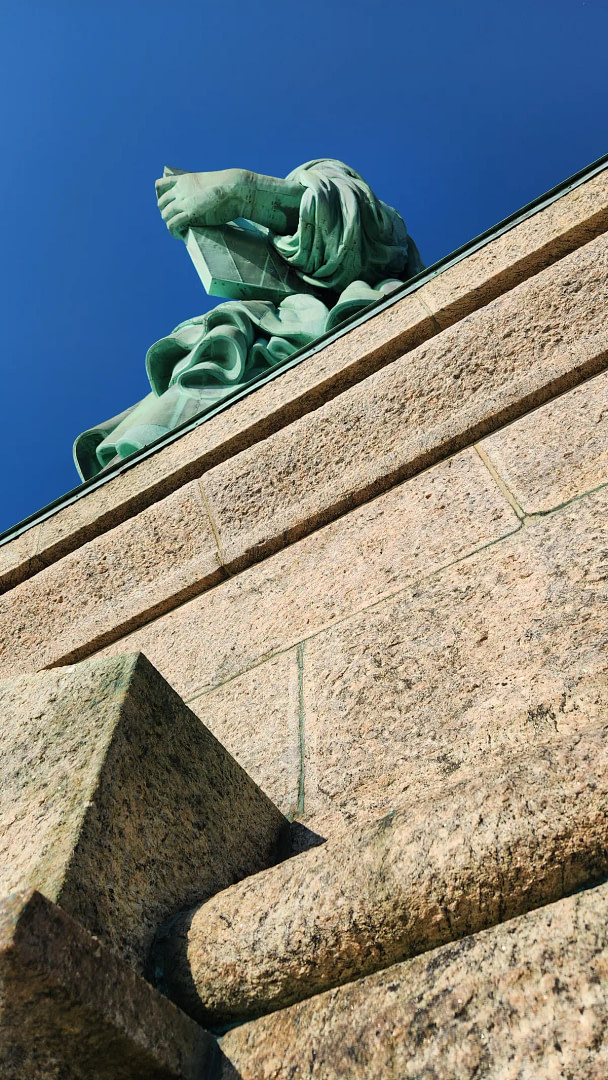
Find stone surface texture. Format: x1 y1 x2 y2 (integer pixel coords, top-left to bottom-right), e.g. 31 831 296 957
97 438 608 842
201 232 608 574
220 879 608 1080
421 164 608 329
300 486 608 836
0 889 219 1080
157 719 608 1024
0 653 287 971
479 367 608 514
101 448 518 702
1 164 606 594
190 650 302 818
0 480 223 671
0 525 44 593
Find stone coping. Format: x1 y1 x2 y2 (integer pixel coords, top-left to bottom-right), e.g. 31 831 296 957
1 158 608 594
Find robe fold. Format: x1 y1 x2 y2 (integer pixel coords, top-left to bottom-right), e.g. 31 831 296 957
74 159 423 480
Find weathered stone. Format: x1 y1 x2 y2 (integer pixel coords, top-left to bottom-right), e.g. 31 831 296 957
220 879 608 1080
301 485 608 835
99 448 518 701
422 165 608 329
2 166 606 595
0 480 223 671
479 368 608 514
0 653 287 970
189 650 302 818
0 523 43 593
202 233 608 574
0 889 219 1080
156 718 608 1025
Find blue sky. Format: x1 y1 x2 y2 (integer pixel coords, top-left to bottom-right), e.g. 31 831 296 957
1 0 606 532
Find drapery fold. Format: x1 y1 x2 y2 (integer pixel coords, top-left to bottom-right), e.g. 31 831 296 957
74 159 423 480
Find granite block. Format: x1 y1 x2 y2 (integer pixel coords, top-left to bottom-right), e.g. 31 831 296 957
220 879 608 1080
0 652 287 970
189 650 302 818
0 480 223 673
100 448 518 701
478 368 608 514
157 719 608 1024
0 889 219 1080
0 524 43 593
202 233 608 574
423 165 608 328
301 486 608 836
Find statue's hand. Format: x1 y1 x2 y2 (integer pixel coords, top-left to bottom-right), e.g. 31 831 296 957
155 168 252 238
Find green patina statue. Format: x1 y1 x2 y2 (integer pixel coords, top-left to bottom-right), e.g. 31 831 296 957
74 160 424 480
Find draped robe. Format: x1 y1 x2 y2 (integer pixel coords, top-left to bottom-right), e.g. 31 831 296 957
74 159 423 480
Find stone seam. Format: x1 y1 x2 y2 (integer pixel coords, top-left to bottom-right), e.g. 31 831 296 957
182 473 608 705
295 643 306 819
196 478 233 577
472 444 526 519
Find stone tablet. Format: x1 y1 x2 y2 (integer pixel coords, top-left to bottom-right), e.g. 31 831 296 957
185 219 312 302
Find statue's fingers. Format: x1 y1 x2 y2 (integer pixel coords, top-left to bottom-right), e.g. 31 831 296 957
161 202 186 223
167 211 190 237
157 190 177 211
155 176 177 195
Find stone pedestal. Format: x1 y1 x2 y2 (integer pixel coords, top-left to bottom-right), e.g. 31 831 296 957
1 159 608 1076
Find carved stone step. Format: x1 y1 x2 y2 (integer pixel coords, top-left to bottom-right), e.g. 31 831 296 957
219 876 608 1080
0 889 220 1080
156 717 608 1024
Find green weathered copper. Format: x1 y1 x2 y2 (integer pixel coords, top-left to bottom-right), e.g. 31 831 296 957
74 159 424 480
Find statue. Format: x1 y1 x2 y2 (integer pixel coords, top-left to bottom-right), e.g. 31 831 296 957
74 160 424 480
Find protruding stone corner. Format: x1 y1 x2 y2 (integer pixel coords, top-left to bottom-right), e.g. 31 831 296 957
0 887 221 1080
0 650 289 977
155 717 608 1026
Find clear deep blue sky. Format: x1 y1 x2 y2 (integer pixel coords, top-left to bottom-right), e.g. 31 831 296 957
1 0 606 532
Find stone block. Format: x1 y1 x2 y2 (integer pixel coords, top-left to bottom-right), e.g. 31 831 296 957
423 165 608 328
3 166 606 596
0 889 219 1080
301 486 608 835
189 650 302 818
220 879 608 1080
478 368 608 514
156 718 608 1025
0 524 43 593
202 233 608 574
99 448 518 702
0 480 223 671
0 652 287 971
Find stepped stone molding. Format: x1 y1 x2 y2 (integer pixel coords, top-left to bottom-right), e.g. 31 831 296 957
200 231 608 573
154 718 608 1024
95 388 608 836
1 232 608 675
0 653 287 970
1 164 607 594
220 878 608 1080
0 889 220 1080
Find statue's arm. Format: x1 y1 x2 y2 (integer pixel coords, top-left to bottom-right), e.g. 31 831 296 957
155 168 303 238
